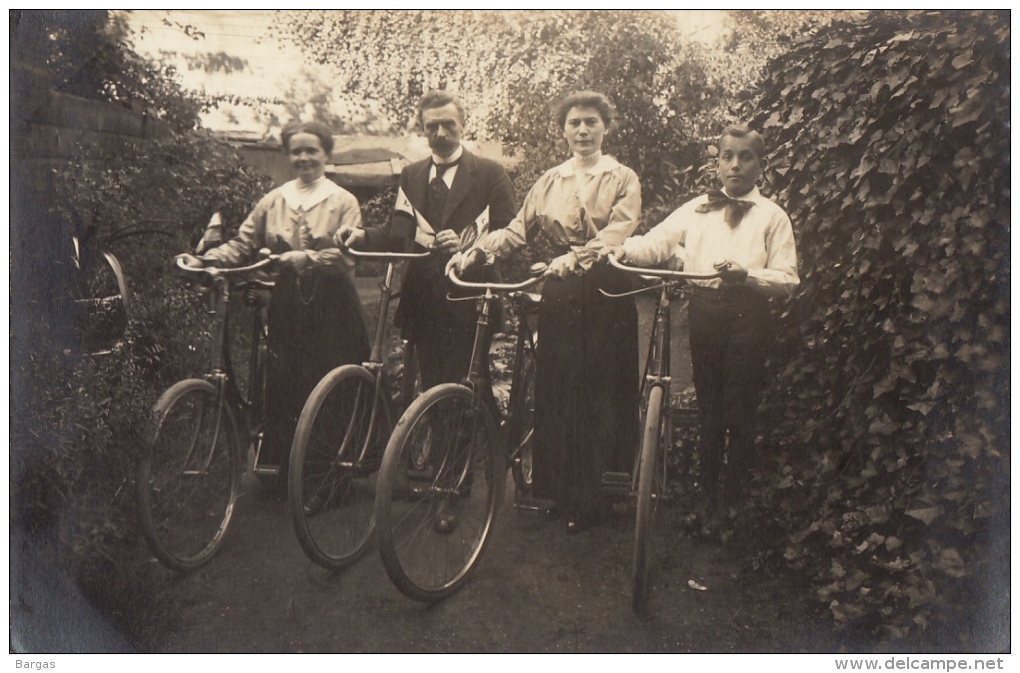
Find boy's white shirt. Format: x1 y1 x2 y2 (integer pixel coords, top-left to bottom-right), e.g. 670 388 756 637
620 186 800 297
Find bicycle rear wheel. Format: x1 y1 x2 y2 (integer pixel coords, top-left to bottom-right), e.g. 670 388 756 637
633 384 667 613
507 344 537 494
137 379 241 572
289 365 391 569
375 384 504 602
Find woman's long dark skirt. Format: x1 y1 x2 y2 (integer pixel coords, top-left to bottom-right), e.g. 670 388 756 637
262 267 370 472
531 264 639 516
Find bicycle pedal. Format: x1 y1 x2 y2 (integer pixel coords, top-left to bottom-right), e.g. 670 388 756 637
514 494 555 514
601 471 632 495
405 467 434 481
253 465 281 476
392 482 430 502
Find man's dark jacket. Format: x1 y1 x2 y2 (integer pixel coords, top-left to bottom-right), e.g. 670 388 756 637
362 149 517 340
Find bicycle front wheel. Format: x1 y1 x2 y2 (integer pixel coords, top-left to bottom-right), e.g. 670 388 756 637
289 365 391 570
375 384 504 602
137 379 241 572
633 384 667 613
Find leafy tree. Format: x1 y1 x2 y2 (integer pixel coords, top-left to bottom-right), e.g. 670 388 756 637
275 11 725 214
173 49 248 74
11 10 272 644
697 10 864 105
11 10 205 132
741 10 1008 647
271 67 396 135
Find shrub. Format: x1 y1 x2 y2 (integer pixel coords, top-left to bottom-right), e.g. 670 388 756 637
743 10 1009 647
12 123 270 649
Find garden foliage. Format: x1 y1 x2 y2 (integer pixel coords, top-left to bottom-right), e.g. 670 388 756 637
10 9 1010 649
276 11 725 215
11 11 271 642
746 10 1009 645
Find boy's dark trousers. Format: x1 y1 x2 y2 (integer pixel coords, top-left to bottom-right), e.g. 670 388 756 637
687 285 773 510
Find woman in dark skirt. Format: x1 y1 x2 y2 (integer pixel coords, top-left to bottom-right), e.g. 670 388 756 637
179 120 369 479
451 91 641 533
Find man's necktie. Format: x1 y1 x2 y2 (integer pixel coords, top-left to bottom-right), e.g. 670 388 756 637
428 157 461 203
696 190 754 228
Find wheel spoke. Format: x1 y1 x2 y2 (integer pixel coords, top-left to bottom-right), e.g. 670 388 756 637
290 366 387 569
376 385 503 602
137 380 238 572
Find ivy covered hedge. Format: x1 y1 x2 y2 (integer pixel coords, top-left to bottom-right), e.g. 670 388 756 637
746 11 1009 646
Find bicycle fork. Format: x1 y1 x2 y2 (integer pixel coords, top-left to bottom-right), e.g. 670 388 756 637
634 284 673 497
604 284 673 496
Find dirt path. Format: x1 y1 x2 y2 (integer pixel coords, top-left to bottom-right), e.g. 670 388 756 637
139 471 841 654
128 287 843 653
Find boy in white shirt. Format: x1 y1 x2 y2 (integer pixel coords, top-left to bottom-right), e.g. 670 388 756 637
606 124 799 534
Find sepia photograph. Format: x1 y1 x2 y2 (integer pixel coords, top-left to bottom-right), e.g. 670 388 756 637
9 9 1010 662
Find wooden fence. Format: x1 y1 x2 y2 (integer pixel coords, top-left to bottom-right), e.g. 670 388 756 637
11 65 173 354
12 88 173 194
229 134 517 188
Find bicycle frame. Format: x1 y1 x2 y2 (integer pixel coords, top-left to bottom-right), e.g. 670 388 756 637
448 267 545 498
175 255 276 472
447 268 544 416
638 283 673 483
345 247 432 467
602 254 721 489
603 254 721 612
505 290 540 444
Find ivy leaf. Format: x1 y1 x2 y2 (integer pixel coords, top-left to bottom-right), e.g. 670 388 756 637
906 400 934 416
934 548 969 577
868 417 898 435
865 505 891 524
952 50 975 69
950 98 985 128
905 507 942 525
957 433 985 459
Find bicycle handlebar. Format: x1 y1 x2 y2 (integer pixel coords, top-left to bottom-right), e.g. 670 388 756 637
176 250 276 279
447 267 546 292
343 246 433 262
606 254 721 280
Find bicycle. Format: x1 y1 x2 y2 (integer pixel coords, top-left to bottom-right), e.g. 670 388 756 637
373 262 546 602
136 252 277 572
287 247 430 570
600 254 719 613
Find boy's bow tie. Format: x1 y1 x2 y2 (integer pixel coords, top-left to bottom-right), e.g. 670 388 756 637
696 190 754 227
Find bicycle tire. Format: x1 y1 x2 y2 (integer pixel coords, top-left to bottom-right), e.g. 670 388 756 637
507 345 537 494
375 384 504 602
289 365 391 569
137 379 241 572
398 341 423 411
400 344 430 472
633 384 665 613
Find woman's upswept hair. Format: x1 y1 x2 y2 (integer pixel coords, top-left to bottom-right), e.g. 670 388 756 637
554 90 616 129
281 120 336 156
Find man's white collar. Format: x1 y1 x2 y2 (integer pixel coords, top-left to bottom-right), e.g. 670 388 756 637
431 145 464 166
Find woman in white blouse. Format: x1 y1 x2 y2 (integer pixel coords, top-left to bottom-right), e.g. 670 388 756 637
451 91 641 534
179 121 370 482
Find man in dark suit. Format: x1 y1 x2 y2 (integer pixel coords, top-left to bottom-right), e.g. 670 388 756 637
340 90 517 388
338 91 516 531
